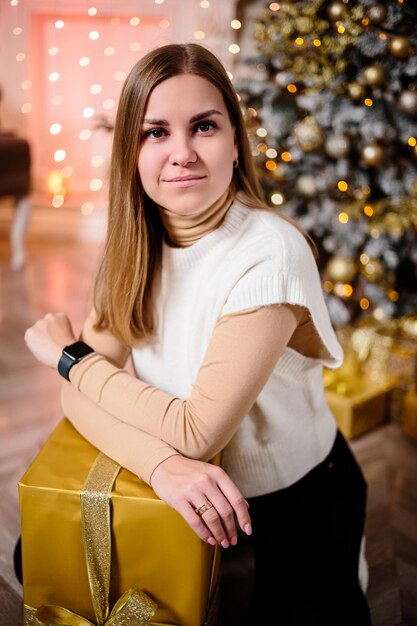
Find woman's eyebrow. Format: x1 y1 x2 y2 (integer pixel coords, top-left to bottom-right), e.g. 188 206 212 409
189 109 223 123
143 109 223 126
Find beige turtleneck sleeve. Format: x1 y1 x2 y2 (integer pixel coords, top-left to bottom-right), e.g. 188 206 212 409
62 302 326 483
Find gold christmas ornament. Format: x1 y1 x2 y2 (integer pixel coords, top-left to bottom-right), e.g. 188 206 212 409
363 64 385 87
389 36 411 58
362 258 384 282
326 1 347 21
398 90 417 116
326 256 357 283
361 143 384 166
367 4 387 24
347 82 366 101
294 116 324 152
325 133 351 159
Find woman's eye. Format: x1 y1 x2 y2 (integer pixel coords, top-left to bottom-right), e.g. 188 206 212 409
145 128 166 139
196 121 215 133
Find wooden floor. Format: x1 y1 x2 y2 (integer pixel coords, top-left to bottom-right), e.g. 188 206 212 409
1 206 417 626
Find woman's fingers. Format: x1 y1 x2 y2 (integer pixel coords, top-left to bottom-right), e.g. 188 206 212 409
150 455 252 547
193 495 234 548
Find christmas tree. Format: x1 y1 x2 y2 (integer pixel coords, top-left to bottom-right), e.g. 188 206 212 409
237 0 417 326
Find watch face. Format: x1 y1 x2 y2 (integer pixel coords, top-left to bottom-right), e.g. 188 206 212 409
63 341 93 361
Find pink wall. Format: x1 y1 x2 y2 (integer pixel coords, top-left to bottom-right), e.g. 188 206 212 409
28 12 168 204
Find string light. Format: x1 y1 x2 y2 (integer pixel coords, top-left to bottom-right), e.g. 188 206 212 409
88 31 100 40
159 19 170 29
91 155 104 167
364 98 373 107
231 20 241 29
194 31 206 40
363 205 374 216
88 8 97 16
79 129 92 140
228 44 240 54
408 137 417 147
49 72 60 82
81 202 94 215
360 298 370 310
50 123 62 135
90 179 103 191
103 99 115 110
281 151 292 162
338 212 349 223
54 149 66 162
200 1 210 7
256 128 268 137
90 83 102 94
271 192 284 205
337 180 348 191
104 47 115 56
52 195 64 208
129 17 140 26
55 20 65 29
82 107 95 118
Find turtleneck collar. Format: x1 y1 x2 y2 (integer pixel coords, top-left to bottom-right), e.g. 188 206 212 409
157 188 234 248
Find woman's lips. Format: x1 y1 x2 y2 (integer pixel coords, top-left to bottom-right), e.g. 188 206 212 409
164 175 206 188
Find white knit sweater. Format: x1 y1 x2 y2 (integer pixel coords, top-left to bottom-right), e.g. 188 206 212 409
132 201 344 498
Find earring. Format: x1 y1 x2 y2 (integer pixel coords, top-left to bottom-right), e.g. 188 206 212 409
233 158 239 169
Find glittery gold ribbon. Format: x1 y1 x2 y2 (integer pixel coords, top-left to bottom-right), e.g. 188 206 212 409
23 453 159 626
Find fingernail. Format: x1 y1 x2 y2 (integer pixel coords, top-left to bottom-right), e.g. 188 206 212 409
221 539 229 549
244 523 252 536
207 537 216 546
230 536 238 546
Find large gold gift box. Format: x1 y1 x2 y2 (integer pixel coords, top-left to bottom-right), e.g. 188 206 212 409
325 377 395 440
18 418 220 626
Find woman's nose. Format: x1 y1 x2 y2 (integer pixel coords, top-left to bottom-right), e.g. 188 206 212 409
169 135 197 166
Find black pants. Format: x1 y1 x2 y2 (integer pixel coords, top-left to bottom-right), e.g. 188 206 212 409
219 430 372 626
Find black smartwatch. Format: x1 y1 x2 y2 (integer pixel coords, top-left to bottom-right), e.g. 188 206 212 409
58 341 94 381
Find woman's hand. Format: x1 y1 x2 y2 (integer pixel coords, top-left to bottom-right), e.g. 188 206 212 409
24 312 76 368
150 455 252 548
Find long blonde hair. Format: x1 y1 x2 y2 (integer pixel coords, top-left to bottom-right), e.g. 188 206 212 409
94 43 311 345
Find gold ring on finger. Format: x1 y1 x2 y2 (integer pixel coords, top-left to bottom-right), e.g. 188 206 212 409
195 501 213 516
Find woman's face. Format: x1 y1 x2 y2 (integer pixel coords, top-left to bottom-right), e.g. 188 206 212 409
138 74 238 215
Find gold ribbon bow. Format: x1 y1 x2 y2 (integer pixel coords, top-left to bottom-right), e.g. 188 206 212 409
24 589 156 626
24 453 158 626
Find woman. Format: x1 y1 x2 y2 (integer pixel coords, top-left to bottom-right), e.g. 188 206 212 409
25 43 372 625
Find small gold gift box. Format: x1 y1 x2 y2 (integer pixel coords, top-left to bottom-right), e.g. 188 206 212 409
400 389 417 441
18 418 220 626
325 377 395 440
